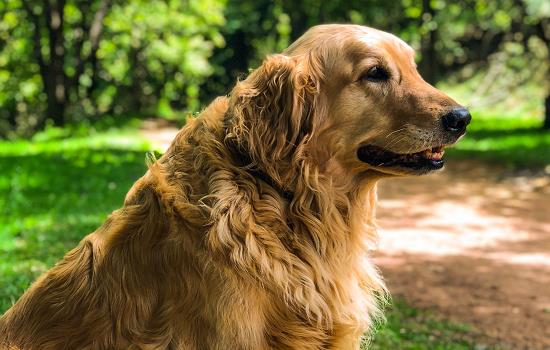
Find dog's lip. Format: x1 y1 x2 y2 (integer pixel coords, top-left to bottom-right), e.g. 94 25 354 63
356 144 448 171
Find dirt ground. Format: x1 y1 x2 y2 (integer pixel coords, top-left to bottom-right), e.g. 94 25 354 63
143 124 550 349
375 161 550 349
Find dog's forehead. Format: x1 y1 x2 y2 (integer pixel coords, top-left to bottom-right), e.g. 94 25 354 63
354 28 415 58
285 25 414 58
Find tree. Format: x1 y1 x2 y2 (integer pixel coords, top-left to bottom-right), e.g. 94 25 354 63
100 0 226 115
534 16 550 129
0 0 226 136
1 0 549 135
21 0 111 127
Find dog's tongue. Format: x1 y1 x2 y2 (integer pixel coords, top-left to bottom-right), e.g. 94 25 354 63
422 146 445 160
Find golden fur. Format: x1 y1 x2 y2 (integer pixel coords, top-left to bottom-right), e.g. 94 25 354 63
0 24 465 349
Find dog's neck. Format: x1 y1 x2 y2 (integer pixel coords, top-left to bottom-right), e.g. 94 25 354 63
224 138 295 202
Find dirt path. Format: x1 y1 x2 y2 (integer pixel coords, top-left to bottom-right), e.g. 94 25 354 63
375 162 550 349
141 119 182 152
142 123 550 349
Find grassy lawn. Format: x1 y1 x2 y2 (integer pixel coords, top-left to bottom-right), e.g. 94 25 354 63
1 118 541 348
448 113 550 169
366 300 478 350
0 129 150 311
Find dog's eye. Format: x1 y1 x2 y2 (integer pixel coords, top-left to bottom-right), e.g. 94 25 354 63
361 66 390 82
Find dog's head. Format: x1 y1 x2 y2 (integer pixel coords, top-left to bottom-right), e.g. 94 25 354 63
226 24 470 185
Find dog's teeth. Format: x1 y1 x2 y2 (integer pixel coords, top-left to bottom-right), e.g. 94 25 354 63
422 148 444 160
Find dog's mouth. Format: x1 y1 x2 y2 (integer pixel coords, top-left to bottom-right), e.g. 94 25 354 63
357 145 447 173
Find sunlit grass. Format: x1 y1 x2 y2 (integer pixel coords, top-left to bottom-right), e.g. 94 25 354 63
448 113 550 168
440 76 550 169
0 130 150 311
0 129 149 157
366 300 478 350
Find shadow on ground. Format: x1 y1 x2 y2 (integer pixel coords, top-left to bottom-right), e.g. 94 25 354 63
374 159 550 349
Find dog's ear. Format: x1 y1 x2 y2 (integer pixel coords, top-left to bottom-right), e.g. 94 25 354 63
225 54 320 182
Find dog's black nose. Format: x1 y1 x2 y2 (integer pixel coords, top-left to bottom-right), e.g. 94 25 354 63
441 107 471 134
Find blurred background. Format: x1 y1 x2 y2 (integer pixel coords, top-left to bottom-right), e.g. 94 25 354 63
0 0 549 349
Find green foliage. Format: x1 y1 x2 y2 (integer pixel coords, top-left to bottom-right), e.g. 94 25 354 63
2 0 548 136
0 0 226 137
199 0 294 100
0 0 44 134
99 0 226 114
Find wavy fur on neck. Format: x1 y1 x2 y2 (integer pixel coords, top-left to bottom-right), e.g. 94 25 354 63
1 53 386 350
221 54 386 327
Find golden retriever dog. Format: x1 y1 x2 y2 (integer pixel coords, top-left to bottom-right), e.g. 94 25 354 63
0 24 470 349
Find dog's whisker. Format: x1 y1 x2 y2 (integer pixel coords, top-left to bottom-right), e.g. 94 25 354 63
384 126 408 139
384 134 408 150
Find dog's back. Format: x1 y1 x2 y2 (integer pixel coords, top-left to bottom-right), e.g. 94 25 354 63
0 176 178 349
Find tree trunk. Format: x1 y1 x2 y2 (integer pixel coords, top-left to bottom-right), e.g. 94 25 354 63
45 0 67 126
87 0 111 98
22 1 49 129
537 19 550 130
543 93 550 130
129 47 144 111
45 88 66 127
286 2 308 41
419 0 438 84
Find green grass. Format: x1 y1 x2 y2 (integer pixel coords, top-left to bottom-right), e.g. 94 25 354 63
440 75 550 169
448 112 550 169
366 300 483 350
0 129 150 311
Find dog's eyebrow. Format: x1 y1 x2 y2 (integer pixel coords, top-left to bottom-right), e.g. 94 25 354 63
351 56 385 78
